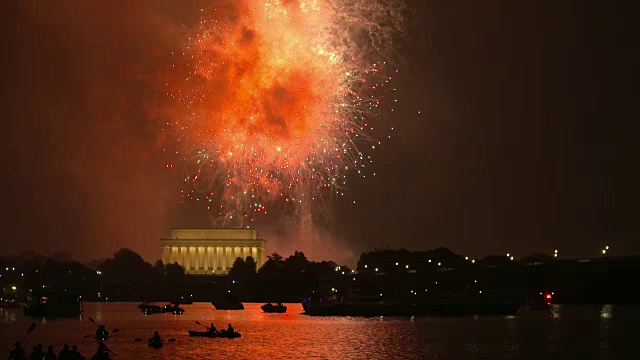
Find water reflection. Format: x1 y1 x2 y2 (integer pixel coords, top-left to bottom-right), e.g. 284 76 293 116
0 303 636 359
1 308 17 323
599 305 613 358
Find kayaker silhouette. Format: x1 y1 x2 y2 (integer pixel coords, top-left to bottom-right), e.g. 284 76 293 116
208 323 217 333
150 331 162 342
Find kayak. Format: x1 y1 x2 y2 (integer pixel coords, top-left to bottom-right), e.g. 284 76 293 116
188 330 241 339
147 340 163 348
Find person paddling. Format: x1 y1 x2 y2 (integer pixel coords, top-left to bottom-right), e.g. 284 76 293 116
149 330 162 343
207 323 217 334
227 323 235 335
95 325 108 340
8 341 26 360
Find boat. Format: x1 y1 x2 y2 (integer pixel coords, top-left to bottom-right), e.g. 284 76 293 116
142 305 162 315
261 303 287 313
162 304 184 314
188 330 241 339
302 300 521 317
138 302 157 310
211 300 244 310
24 288 83 318
147 339 163 348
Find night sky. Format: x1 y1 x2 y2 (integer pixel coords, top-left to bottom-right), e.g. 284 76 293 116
3 1 638 265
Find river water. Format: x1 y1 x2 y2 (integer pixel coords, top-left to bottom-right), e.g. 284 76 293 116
0 303 638 359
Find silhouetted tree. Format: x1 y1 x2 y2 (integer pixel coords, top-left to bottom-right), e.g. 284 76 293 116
154 260 164 273
165 262 185 290
97 248 155 300
229 257 246 280
245 256 257 273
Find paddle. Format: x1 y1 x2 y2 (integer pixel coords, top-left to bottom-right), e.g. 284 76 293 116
21 322 37 343
195 321 209 329
100 341 116 357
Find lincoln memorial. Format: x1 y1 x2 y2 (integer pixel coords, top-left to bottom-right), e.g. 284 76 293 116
160 228 267 275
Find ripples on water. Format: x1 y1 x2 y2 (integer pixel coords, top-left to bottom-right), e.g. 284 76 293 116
1 303 638 359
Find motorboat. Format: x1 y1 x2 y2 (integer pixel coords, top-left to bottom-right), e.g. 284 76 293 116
261 303 287 313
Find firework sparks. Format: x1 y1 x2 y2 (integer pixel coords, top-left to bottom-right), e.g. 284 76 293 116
162 0 404 226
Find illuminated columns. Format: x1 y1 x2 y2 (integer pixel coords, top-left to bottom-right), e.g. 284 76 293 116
191 247 197 272
182 246 188 270
182 247 188 271
202 247 208 271
161 247 168 265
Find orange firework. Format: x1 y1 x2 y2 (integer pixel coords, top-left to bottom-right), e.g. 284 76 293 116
163 0 404 226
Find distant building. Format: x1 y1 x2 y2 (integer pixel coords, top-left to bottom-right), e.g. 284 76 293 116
160 229 267 275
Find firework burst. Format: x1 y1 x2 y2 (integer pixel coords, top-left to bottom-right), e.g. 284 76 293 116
162 0 405 226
